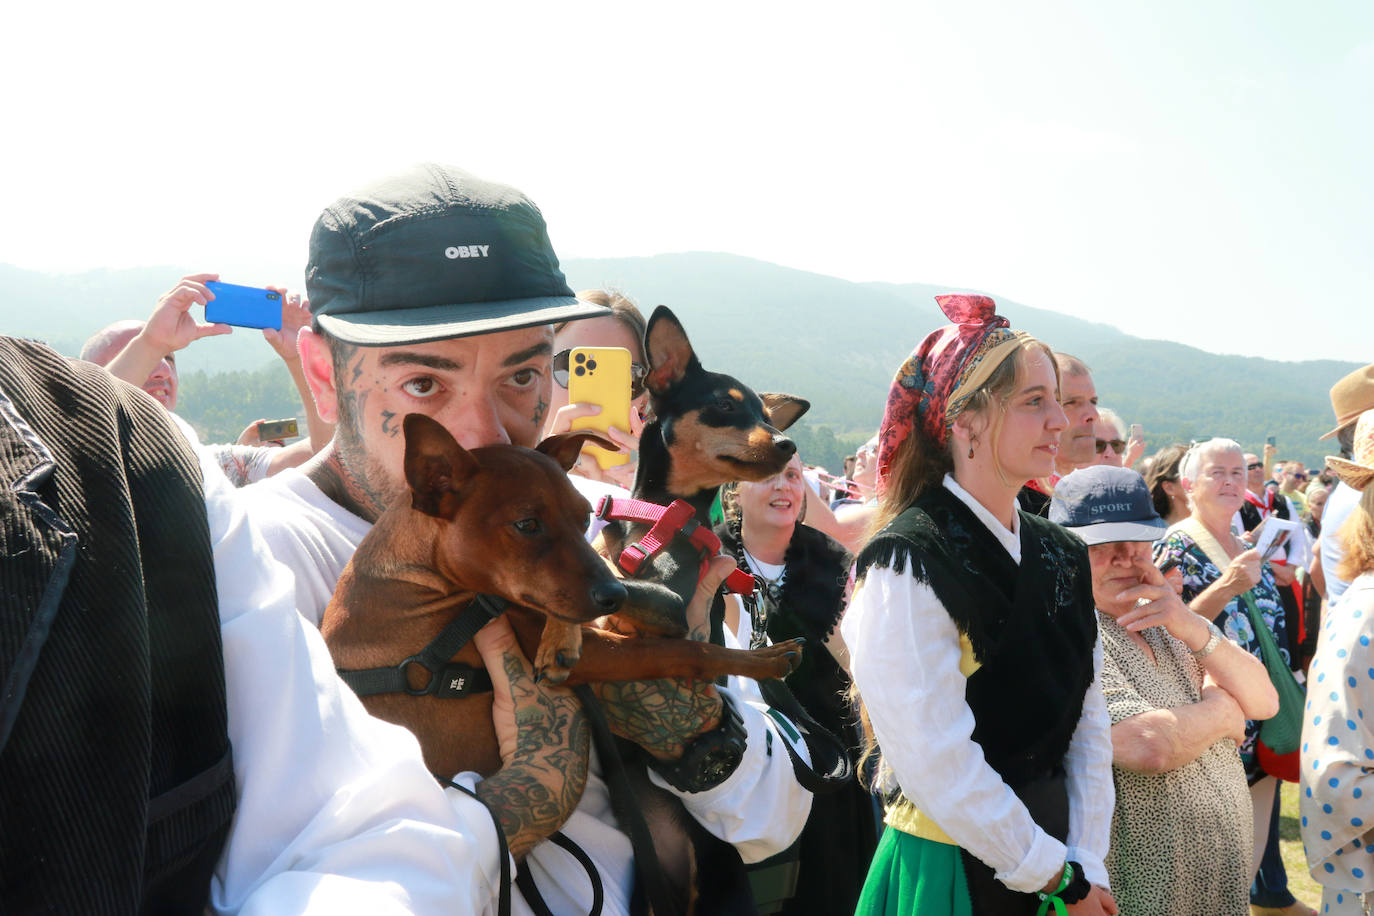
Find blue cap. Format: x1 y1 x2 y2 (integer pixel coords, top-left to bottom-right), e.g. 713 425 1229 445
1049 465 1167 545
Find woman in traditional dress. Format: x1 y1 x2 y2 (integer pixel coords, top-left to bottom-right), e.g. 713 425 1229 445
1300 409 1374 915
842 295 1117 915
715 453 877 915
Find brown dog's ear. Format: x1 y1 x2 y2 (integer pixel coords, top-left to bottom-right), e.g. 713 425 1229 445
537 431 619 472
403 414 480 519
644 306 700 395
759 393 810 432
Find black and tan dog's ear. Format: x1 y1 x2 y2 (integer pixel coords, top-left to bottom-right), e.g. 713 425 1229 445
644 306 701 395
537 431 618 472
403 414 480 518
759 393 810 432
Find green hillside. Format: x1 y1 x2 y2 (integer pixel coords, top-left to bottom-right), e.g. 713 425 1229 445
565 254 1357 468
1 255 1358 470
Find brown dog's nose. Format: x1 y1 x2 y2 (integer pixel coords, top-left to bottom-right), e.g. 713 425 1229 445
590 580 627 613
774 436 796 456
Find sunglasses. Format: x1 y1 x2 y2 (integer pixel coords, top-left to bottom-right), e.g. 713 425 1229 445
1246 462 1263 471
1095 438 1126 454
552 349 648 398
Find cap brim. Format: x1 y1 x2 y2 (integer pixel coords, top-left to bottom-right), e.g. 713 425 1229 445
1063 518 1169 546
1326 456 1374 492
316 295 610 347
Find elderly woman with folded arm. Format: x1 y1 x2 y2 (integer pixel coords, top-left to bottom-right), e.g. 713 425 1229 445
1050 466 1277 915
1150 437 1293 883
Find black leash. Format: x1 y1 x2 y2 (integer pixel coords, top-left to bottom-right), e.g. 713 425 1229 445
516 831 605 916
711 591 854 796
756 678 853 795
573 683 683 916
337 594 506 699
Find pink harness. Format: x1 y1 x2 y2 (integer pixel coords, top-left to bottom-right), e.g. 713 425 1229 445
595 496 756 595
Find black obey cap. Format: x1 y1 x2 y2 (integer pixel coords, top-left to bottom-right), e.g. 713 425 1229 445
307 163 608 346
1049 465 1168 546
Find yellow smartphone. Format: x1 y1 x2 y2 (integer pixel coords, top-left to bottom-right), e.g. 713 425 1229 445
567 346 631 469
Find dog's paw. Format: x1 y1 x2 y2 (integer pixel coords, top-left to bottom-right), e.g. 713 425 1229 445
766 638 805 677
533 645 580 685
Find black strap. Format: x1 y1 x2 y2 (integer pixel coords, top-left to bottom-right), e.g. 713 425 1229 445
441 776 511 916
337 594 506 699
515 831 605 916
756 678 854 795
572 683 683 916
709 592 853 796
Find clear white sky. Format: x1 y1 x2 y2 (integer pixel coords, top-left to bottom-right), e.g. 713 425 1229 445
3 0 1371 362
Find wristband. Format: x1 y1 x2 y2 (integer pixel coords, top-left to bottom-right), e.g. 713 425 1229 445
1036 861 1089 915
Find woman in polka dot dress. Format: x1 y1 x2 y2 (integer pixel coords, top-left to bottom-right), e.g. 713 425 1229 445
1301 409 1374 915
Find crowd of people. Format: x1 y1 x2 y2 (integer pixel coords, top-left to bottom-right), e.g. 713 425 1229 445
3 161 1373 916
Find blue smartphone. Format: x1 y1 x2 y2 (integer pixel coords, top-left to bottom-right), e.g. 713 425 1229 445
205 282 282 330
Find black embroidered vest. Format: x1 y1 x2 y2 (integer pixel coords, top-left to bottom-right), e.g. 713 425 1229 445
0 337 235 913
856 485 1097 788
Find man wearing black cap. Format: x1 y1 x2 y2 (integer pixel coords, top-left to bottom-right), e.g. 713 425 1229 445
1050 466 1279 916
239 163 812 913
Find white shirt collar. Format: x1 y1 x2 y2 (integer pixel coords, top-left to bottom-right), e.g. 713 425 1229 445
941 473 1022 565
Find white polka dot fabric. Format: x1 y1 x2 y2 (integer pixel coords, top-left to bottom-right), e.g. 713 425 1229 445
1300 570 1374 914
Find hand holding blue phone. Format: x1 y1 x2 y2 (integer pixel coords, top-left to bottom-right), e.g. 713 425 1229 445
205 281 283 330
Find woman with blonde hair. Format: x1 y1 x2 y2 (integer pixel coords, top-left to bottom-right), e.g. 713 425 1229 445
715 453 876 915
1299 410 1374 914
843 295 1116 915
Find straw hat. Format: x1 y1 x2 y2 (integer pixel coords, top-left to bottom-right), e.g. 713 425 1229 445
1327 409 1374 491
1320 364 1374 440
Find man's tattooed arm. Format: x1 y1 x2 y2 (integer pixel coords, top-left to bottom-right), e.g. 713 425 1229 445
476 643 590 861
594 555 735 760
597 677 722 761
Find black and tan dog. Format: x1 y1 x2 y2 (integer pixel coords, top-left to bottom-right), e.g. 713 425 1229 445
595 306 810 640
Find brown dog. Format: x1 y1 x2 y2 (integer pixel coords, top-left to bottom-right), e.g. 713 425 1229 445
321 414 802 779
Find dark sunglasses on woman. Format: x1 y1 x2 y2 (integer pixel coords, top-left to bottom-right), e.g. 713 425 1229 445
552 349 648 399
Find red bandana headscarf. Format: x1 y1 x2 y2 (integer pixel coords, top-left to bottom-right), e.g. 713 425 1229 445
876 294 1032 494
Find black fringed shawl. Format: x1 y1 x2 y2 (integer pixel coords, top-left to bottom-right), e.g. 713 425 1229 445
856 484 1097 789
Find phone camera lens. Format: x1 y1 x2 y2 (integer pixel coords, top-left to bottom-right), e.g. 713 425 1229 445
575 353 585 364
574 366 586 376
587 359 598 370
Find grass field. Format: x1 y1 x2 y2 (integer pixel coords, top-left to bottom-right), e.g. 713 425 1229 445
1279 779 1325 911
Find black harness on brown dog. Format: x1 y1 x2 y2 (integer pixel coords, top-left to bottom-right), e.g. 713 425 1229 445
337 593 610 916
336 593 504 700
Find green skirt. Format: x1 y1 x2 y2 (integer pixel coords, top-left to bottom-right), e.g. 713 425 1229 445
855 826 974 916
